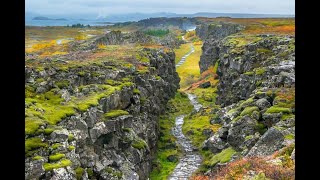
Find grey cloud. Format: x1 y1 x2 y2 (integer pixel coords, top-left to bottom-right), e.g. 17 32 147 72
26 0 295 16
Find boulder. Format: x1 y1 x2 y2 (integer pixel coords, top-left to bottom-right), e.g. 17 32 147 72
200 81 211 88
227 116 257 149
25 159 45 179
167 155 178 162
246 127 285 157
51 129 69 143
50 167 75 180
202 134 228 153
255 98 271 110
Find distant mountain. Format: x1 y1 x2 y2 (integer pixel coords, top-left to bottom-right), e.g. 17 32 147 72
97 12 294 23
27 12 294 24
32 16 68 21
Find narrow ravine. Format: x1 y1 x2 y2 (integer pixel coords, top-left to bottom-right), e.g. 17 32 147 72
168 93 202 180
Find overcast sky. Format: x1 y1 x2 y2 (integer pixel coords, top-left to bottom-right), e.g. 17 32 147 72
26 0 295 17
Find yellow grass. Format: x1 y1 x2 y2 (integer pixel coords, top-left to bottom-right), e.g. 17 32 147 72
174 43 192 64
176 41 202 89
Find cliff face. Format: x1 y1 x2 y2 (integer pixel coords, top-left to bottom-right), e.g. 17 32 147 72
25 48 179 180
197 23 295 174
197 22 244 74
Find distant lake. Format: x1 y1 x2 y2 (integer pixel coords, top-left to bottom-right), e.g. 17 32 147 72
25 19 114 26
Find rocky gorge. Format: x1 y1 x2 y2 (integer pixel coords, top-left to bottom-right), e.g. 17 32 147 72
25 17 295 180
25 42 180 179
196 21 295 178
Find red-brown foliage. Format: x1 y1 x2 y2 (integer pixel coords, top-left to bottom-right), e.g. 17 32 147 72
213 157 294 180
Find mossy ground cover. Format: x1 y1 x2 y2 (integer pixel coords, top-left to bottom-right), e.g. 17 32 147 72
203 147 237 167
43 159 72 171
132 138 148 150
182 114 221 148
104 110 129 120
150 92 193 180
25 83 129 156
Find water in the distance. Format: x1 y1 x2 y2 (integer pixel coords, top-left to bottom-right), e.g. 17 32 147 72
25 19 113 26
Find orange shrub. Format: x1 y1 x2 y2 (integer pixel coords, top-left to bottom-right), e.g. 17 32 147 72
213 157 294 180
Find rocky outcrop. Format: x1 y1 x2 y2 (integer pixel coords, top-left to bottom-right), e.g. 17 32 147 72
136 17 198 30
25 49 179 179
216 34 295 107
95 30 153 45
198 22 295 170
196 22 244 73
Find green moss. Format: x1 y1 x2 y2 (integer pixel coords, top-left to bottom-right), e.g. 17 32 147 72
227 107 241 116
78 71 86 77
255 122 267 134
58 66 69 72
25 118 45 135
49 153 65 161
133 88 140 95
75 167 84 180
55 80 69 89
266 106 291 114
244 71 254 76
137 69 149 74
182 115 219 148
25 138 48 153
36 66 45 72
119 82 134 89
140 97 147 104
155 76 161 80
91 72 101 77
44 128 55 135
32 156 43 161
122 128 132 133
136 53 150 63
113 171 123 178
232 115 243 122
105 167 113 173
255 68 266 75
281 114 295 120
207 147 236 167
255 80 263 87
51 143 62 150
285 134 295 140
68 134 74 141
75 85 118 112
245 135 254 141
121 77 131 82
105 79 117 85
104 110 129 120
144 29 169 37
67 145 75 151
240 106 259 116
240 97 254 107
26 90 76 125
132 138 147 150
36 78 45 83
257 48 273 54
87 168 93 178
43 159 72 171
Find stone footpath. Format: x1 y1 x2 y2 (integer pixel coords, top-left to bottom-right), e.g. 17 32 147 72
176 43 195 68
168 94 202 180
